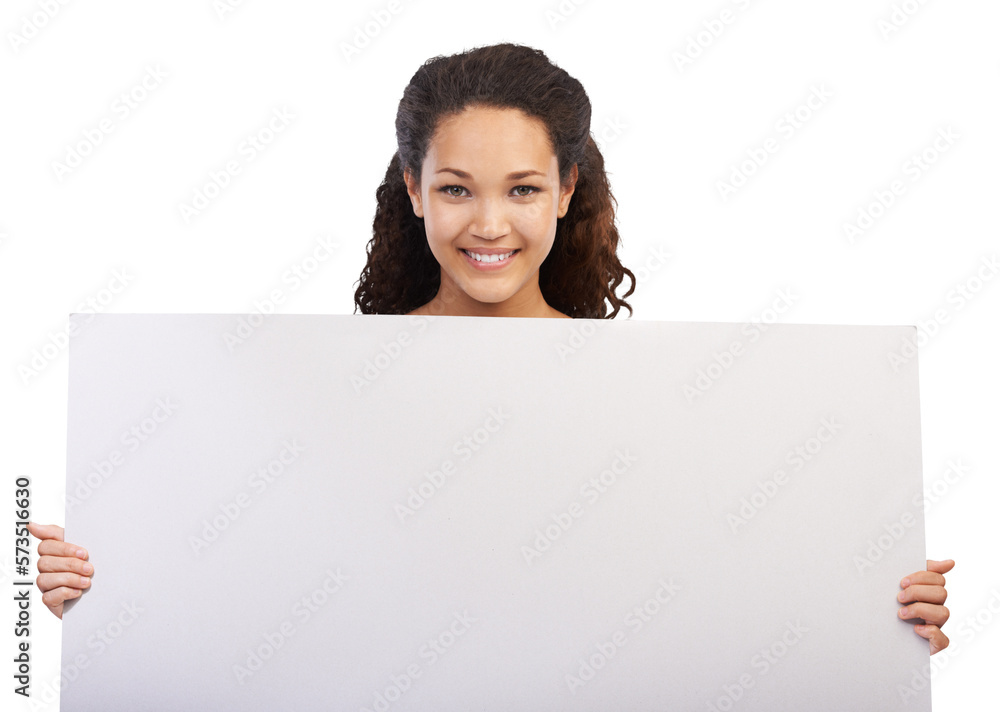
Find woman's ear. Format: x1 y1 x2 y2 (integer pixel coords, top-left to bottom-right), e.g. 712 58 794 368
403 167 424 219
557 163 578 218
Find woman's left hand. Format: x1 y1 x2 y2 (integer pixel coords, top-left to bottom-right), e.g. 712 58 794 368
898 558 955 654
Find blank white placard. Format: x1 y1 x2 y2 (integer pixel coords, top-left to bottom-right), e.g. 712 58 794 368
61 314 930 711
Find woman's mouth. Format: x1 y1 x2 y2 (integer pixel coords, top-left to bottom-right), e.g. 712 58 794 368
461 248 520 271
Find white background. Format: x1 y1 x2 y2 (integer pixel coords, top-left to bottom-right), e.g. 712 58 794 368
1 0 997 709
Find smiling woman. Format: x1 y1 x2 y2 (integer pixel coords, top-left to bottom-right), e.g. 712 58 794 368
28 41 954 664
353 42 635 319
404 107 578 318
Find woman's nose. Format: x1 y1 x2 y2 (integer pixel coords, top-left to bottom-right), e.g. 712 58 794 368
470 197 510 239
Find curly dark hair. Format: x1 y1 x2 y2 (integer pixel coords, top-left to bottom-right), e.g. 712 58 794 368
353 42 635 318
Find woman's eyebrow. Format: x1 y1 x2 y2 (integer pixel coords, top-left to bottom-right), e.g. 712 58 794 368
436 168 546 180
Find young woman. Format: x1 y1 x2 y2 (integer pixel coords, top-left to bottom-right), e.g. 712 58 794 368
28 42 954 654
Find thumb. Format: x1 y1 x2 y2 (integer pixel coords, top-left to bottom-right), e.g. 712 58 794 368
926 559 955 574
26 522 64 542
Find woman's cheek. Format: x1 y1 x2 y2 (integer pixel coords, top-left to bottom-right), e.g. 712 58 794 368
446 200 474 228
515 197 555 239
424 203 461 243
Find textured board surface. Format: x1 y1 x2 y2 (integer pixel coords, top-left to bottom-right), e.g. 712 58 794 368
62 314 930 711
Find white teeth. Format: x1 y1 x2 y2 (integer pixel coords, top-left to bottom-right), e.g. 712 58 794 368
465 250 515 263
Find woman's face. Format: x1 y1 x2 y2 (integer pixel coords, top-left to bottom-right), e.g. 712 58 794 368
404 105 577 316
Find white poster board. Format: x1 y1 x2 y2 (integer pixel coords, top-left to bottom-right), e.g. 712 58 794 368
62 314 930 710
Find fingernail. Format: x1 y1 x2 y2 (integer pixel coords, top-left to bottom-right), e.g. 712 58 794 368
82 563 93 574
81 577 90 586
76 549 86 558
901 577 910 587
897 591 906 602
899 607 908 617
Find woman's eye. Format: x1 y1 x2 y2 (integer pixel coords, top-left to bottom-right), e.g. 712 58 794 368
437 185 538 198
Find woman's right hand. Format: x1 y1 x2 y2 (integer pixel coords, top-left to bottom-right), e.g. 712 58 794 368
26 522 92 619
